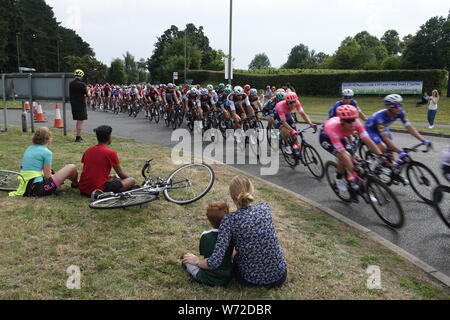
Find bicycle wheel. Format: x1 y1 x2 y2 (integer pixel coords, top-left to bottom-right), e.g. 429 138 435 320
366 177 404 228
302 144 324 178
433 185 450 229
164 163 215 205
154 108 160 124
325 162 352 202
406 161 440 204
0 170 23 191
89 192 158 210
280 139 298 168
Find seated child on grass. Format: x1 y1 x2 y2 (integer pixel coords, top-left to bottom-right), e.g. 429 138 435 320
182 202 234 287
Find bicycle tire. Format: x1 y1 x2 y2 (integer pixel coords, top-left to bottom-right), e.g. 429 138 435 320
154 108 160 124
325 162 352 202
302 144 325 178
280 139 298 168
0 170 24 191
366 177 404 228
89 192 158 210
433 185 450 229
406 161 440 204
163 163 215 205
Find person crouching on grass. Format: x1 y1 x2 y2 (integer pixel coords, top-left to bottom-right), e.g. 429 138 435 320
182 202 234 287
9 127 79 197
78 125 136 199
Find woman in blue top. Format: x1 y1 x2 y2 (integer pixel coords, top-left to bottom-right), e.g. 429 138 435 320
183 176 287 288
11 127 79 197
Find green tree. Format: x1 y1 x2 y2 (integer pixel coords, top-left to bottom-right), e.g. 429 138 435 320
402 15 450 69
64 55 107 84
330 37 364 69
282 44 316 69
248 53 271 70
108 58 126 84
123 51 139 84
382 56 402 69
381 30 402 56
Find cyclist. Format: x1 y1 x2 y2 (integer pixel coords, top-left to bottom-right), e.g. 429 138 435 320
207 85 219 111
265 91 286 136
243 84 251 95
320 105 383 191
365 94 432 162
329 89 367 121
248 88 263 115
274 92 317 155
227 86 254 133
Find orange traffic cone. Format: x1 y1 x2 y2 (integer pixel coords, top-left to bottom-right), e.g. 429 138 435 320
35 102 47 123
25 101 31 112
54 104 64 128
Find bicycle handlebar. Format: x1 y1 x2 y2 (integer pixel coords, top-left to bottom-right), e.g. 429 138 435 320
403 143 431 154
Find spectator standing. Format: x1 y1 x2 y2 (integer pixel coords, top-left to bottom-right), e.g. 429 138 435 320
264 86 272 101
69 69 88 143
427 90 440 129
416 91 429 107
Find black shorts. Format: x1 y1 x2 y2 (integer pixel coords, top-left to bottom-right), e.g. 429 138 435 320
319 130 355 156
104 180 123 193
30 177 58 197
72 104 88 121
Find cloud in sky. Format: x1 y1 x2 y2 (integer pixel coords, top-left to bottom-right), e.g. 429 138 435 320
45 0 450 69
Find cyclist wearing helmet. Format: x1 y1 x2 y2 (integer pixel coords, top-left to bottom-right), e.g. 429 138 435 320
227 86 255 130
162 83 180 114
274 92 317 155
320 105 383 191
329 89 367 121
248 88 263 114
365 94 431 160
183 88 200 115
265 90 286 131
207 85 219 111
244 84 251 95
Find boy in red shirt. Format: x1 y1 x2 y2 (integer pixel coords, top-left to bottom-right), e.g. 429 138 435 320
79 125 136 197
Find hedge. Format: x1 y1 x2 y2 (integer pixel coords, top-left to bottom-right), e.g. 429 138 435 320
184 69 448 96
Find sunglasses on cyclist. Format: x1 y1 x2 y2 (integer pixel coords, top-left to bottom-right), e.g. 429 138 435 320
287 101 296 105
343 96 353 100
389 103 402 109
342 118 356 124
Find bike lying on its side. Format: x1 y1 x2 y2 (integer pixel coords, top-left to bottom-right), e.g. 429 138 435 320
0 170 23 192
89 160 215 210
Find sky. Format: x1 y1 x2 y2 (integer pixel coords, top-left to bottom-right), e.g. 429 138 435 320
45 0 450 69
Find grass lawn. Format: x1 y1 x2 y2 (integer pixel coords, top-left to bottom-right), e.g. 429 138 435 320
299 95 450 126
1 127 449 300
1 101 23 110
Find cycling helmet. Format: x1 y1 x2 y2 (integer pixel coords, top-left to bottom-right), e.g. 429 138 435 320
244 84 251 91
207 85 214 91
200 88 208 95
224 88 232 95
190 89 197 95
384 94 403 106
218 83 225 89
342 89 354 98
249 88 258 95
336 105 358 120
167 83 174 89
285 92 298 103
234 86 244 95
276 89 286 93
74 69 84 78
276 92 285 101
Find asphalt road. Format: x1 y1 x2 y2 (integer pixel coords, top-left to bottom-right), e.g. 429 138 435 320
2 104 450 277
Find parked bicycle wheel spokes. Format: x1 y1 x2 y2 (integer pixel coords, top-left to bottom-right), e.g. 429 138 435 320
0 170 23 192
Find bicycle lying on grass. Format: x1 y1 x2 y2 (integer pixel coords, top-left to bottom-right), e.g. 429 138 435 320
325 157 405 228
0 170 23 192
89 160 215 210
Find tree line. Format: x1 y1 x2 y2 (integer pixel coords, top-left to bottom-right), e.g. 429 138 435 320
249 12 450 71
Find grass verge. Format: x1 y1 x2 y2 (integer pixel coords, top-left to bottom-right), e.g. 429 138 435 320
0 126 449 300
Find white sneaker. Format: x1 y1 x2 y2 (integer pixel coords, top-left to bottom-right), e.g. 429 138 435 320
369 195 378 203
335 178 348 192
429 125 434 129
284 146 293 155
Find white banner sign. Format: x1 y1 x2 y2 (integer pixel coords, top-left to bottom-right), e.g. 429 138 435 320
342 81 423 95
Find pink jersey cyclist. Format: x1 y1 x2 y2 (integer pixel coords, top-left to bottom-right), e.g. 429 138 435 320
274 100 305 123
323 116 370 153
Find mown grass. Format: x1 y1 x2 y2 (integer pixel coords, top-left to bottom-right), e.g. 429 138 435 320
1 101 23 109
0 126 449 300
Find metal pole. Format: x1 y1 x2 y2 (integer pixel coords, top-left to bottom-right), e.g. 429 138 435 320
2 74 7 132
28 74 35 133
184 29 187 83
62 74 67 136
16 33 20 72
228 0 233 85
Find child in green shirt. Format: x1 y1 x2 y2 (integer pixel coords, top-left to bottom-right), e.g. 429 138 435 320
182 202 234 287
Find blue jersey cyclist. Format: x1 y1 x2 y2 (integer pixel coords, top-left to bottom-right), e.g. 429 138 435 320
329 89 367 121
365 94 432 162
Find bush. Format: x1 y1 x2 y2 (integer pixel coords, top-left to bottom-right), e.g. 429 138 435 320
186 69 448 96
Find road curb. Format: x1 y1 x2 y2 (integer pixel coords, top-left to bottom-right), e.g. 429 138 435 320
223 164 450 288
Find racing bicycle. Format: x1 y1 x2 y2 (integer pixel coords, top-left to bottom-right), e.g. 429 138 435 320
0 170 23 192
89 160 215 209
